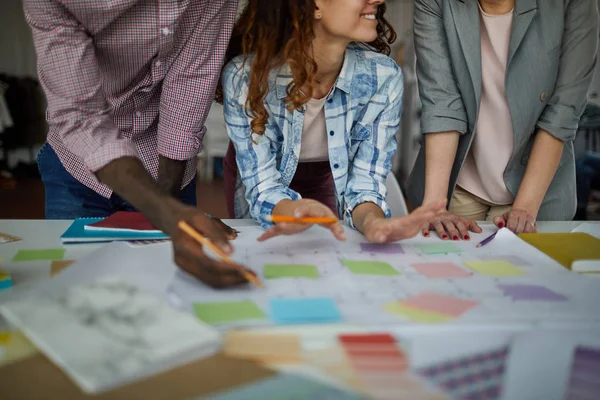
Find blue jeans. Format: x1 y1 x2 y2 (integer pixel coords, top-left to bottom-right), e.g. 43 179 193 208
576 151 600 211
37 142 197 219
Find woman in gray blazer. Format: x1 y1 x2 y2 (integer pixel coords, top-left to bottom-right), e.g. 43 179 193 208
407 0 598 240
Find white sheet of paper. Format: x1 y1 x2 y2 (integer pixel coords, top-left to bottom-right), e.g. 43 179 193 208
571 222 600 239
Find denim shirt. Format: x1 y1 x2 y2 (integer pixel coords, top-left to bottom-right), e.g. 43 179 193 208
222 44 403 229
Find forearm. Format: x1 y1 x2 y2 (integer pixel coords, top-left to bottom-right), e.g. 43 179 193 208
158 155 187 197
423 131 460 203
351 202 386 234
513 129 564 216
96 157 180 233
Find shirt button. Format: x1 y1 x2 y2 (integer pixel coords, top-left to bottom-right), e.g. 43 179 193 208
333 163 339 169
162 27 170 36
155 60 162 67
329 131 334 136
540 92 549 102
135 111 142 117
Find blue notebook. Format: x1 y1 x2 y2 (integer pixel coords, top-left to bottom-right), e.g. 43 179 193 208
60 218 169 244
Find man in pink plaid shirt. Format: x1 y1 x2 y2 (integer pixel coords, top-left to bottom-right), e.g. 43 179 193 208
24 0 249 287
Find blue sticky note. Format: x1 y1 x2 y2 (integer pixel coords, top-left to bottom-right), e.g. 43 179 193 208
205 373 366 400
269 297 342 325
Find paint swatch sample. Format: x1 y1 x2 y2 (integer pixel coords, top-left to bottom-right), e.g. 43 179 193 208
205 373 366 400
412 262 471 278
478 254 531 266
360 243 404 254
419 348 509 400
564 346 600 400
384 303 452 323
263 264 320 279
403 292 479 317
50 260 76 277
497 284 567 301
269 298 342 325
464 260 525 277
342 260 400 276
13 248 66 262
193 301 266 325
416 242 462 255
224 331 301 364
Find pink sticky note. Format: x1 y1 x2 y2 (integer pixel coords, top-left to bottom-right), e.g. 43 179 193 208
412 262 471 279
402 292 478 317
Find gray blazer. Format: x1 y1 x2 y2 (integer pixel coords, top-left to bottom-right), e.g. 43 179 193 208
407 0 599 220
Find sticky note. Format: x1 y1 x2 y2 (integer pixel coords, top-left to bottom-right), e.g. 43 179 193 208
13 248 66 262
193 301 266 325
225 332 301 363
464 261 525 277
360 242 405 254
412 262 471 278
263 264 320 279
478 254 531 266
384 303 451 323
342 260 400 276
269 298 342 325
50 260 75 277
415 243 462 255
401 292 478 317
497 284 567 301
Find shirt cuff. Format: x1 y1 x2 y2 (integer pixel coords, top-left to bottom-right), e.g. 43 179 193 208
84 138 141 172
343 194 391 230
537 104 581 142
157 126 205 161
256 188 302 229
421 109 468 135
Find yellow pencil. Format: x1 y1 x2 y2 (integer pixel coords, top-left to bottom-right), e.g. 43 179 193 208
177 221 263 288
266 215 338 224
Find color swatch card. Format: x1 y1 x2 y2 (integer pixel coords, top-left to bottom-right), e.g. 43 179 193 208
385 292 479 324
193 301 266 325
360 242 404 254
0 277 221 394
342 260 400 276
263 264 320 279
412 262 471 279
13 248 65 262
269 297 341 325
416 242 462 255
497 284 567 302
564 346 600 400
464 261 525 277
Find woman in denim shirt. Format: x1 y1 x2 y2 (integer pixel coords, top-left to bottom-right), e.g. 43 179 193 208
217 0 444 242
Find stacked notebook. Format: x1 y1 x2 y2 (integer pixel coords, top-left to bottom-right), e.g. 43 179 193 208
60 212 169 244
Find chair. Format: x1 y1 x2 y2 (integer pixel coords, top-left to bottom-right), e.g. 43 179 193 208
385 173 409 217
198 103 230 181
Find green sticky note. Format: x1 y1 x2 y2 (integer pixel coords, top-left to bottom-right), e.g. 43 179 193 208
416 243 462 255
193 301 266 325
464 261 525 277
342 260 399 276
12 249 66 262
263 264 320 279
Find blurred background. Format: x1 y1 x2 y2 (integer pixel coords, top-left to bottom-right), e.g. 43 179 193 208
1 0 599 220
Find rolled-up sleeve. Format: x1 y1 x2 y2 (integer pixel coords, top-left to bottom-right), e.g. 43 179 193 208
222 62 301 228
536 0 599 142
414 0 468 135
23 0 139 172
343 67 403 229
159 0 237 160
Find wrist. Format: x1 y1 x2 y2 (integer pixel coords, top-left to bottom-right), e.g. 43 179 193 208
512 198 540 218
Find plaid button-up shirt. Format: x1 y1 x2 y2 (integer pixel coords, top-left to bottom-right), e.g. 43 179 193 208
223 45 403 229
23 0 238 197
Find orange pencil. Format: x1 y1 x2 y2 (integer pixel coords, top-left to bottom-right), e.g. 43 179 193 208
266 215 338 224
177 221 263 288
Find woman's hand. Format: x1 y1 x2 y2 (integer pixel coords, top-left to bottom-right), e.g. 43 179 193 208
363 201 446 243
493 208 537 234
257 199 346 242
423 210 482 240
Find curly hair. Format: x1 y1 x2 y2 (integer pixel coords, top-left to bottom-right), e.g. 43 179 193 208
215 0 396 137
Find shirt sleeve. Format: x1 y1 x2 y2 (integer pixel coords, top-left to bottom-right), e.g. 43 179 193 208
343 66 403 229
222 61 301 229
414 0 468 135
23 0 139 172
158 0 237 160
536 0 599 142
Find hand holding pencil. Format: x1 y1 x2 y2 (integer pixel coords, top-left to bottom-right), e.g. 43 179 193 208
258 199 346 242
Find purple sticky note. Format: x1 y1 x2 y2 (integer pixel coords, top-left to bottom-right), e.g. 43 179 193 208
497 284 567 301
360 243 405 254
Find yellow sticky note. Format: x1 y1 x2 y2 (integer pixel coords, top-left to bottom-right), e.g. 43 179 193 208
384 303 452 323
0 332 12 345
464 260 525 277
